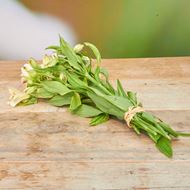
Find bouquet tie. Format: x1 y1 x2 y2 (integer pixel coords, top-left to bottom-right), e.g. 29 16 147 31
124 106 144 128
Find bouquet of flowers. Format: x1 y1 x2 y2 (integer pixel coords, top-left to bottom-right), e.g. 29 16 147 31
9 36 190 157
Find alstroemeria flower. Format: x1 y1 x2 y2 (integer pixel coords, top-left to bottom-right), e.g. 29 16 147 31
21 67 29 77
20 62 34 83
23 63 33 71
8 88 30 107
41 54 58 68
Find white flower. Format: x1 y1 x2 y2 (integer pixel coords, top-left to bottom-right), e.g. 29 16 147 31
8 88 30 107
41 54 58 68
74 44 84 53
23 63 33 71
21 67 29 77
21 65 31 83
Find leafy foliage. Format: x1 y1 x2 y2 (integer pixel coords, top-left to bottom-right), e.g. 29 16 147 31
9 36 190 158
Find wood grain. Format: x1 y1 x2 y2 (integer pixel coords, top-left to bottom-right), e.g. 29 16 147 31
0 57 190 190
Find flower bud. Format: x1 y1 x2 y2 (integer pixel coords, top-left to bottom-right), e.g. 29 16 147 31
21 67 29 77
59 73 64 80
23 63 33 71
74 44 84 53
82 56 90 64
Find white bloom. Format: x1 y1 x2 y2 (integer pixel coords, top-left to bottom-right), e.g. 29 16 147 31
20 66 30 83
74 44 84 53
21 67 29 77
21 77 26 83
8 88 29 107
41 54 58 68
23 63 33 71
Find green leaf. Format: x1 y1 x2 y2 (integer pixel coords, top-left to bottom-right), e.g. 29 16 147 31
137 116 171 140
140 113 172 138
73 104 102 117
82 98 94 105
100 67 109 79
42 81 71 96
177 132 190 137
84 42 101 63
156 137 173 158
132 124 141 135
90 113 109 126
141 112 156 123
59 36 81 71
127 91 138 105
67 73 88 90
148 132 161 143
20 96 37 106
94 66 101 82
36 88 54 98
70 92 81 111
45 45 61 51
105 95 133 112
132 118 157 136
49 92 73 106
117 79 127 97
158 122 179 138
141 112 178 139
103 80 116 95
87 91 124 120
90 86 133 112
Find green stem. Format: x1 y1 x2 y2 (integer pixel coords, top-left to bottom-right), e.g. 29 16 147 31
86 73 112 95
177 132 190 137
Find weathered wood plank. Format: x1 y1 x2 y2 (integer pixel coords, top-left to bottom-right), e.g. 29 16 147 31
1 57 190 81
0 161 190 190
0 112 189 161
0 57 190 189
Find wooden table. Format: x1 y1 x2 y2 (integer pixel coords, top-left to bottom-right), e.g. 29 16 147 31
0 57 190 190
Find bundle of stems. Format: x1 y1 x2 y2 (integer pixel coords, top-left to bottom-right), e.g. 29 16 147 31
9 36 190 157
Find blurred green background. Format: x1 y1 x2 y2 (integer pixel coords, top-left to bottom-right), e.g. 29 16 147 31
4 0 190 58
